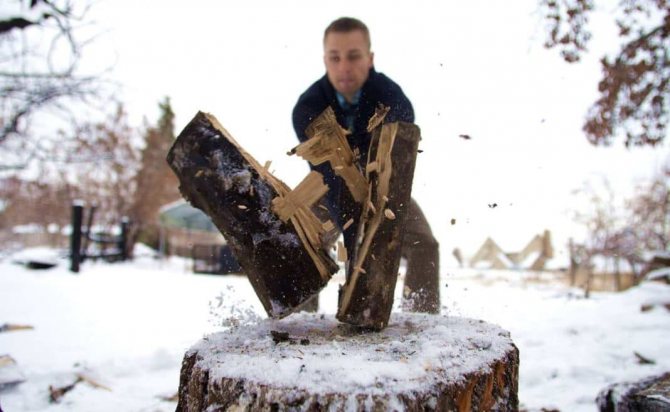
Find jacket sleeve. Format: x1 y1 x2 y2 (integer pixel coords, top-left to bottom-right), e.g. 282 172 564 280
382 79 415 124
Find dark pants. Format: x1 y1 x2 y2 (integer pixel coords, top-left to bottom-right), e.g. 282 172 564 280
304 198 440 314
401 199 440 313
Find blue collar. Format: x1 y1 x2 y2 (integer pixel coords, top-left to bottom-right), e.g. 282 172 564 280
336 90 361 109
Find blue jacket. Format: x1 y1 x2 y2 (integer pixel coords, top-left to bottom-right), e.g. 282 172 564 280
292 68 414 247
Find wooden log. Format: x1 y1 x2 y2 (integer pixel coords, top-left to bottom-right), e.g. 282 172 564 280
176 313 519 411
337 121 421 330
597 372 670 412
167 112 338 319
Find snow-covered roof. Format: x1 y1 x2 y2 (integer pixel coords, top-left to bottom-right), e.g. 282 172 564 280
159 201 218 232
645 267 670 282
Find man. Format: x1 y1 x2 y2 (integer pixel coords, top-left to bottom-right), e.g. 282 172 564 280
292 17 440 313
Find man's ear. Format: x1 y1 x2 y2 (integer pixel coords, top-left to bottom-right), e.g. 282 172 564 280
369 51 375 68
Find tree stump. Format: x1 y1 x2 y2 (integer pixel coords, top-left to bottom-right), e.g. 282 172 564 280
176 313 519 411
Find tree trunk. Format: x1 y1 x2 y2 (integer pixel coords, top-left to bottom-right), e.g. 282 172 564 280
176 313 519 412
337 122 421 330
167 112 338 319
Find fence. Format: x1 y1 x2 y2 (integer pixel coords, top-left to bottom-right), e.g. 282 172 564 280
70 203 129 273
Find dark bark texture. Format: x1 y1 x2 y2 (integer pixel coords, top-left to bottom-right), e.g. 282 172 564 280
337 122 421 330
597 372 670 412
167 112 337 319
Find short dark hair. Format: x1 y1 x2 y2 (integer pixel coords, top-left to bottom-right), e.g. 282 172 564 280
324 17 371 50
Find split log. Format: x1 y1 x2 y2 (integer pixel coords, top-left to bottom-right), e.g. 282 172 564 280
176 313 519 411
338 121 421 330
597 372 670 412
167 112 338 319
291 106 421 330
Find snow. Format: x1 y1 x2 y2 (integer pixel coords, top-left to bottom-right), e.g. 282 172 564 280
191 313 514 397
1 248 669 411
646 267 670 282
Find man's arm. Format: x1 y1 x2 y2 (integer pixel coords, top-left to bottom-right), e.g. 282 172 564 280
372 71 414 124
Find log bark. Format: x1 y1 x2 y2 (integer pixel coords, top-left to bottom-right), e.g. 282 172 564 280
167 112 338 319
597 372 670 412
176 313 519 412
337 122 421 330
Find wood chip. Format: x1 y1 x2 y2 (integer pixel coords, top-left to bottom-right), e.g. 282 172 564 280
322 220 335 232
237 204 247 210
0 355 17 368
77 374 112 391
368 201 377 215
634 351 656 365
263 160 272 170
158 393 179 402
271 330 290 344
384 209 396 220
343 218 354 230
0 323 34 333
337 241 348 262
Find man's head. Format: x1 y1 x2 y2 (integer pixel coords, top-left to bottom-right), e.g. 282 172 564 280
323 17 374 103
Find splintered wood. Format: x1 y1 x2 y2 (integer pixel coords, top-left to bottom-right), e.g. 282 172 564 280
290 107 368 203
288 105 420 330
167 112 338 319
272 171 328 222
168 106 420 330
337 121 421 330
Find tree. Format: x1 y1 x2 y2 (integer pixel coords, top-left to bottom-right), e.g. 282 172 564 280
129 97 180 248
540 0 669 147
571 160 670 293
0 103 140 246
626 161 670 252
0 0 105 171
66 103 141 225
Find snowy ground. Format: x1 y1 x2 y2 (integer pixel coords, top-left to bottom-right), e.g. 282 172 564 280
1 247 669 411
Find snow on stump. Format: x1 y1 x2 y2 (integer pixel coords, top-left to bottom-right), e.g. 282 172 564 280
176 313 519 411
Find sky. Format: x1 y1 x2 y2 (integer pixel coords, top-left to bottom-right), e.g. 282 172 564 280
57 0 670 261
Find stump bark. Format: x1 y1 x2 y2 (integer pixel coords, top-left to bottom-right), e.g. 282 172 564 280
176 313 519 411
167 112 338 318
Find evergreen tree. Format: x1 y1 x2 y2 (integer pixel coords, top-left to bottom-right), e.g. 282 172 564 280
130 97 181 248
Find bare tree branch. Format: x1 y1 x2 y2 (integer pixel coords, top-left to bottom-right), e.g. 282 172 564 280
0 0 109 171
540 0 670 147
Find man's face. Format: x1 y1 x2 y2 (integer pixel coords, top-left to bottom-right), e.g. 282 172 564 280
323 30 374 103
